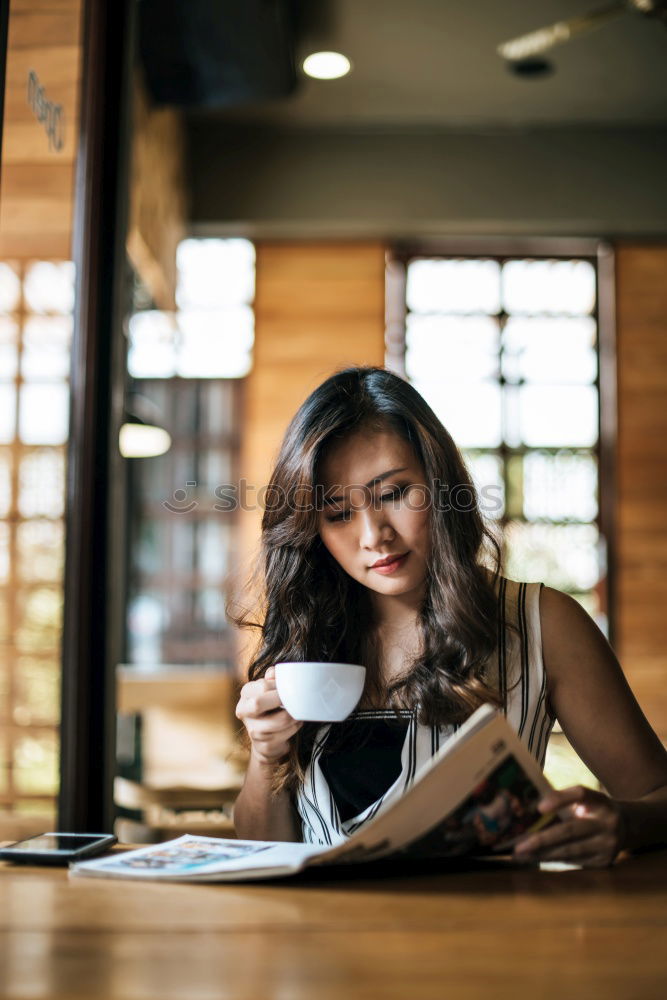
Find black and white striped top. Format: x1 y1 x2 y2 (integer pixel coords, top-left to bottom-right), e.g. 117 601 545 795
295 578 554 847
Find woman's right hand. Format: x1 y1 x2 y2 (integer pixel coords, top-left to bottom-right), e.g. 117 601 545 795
235 666 303 766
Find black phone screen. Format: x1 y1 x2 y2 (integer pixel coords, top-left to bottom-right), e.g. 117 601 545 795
10 834 108 852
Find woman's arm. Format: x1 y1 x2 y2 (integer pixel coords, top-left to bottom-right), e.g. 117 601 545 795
513 586 667 866
233 753 302 842
233 665 303 842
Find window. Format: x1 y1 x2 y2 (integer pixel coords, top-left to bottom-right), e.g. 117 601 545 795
125 378 242 665
124 239 254 667
0 260 75 823
127 239 255 381
390 251 607 630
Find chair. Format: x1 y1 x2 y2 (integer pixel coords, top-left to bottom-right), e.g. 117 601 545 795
115 665 248 843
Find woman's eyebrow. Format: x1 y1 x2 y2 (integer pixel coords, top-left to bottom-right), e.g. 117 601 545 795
325 467 408 504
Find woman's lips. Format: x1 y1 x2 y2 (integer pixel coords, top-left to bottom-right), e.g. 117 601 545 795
370 553 409 575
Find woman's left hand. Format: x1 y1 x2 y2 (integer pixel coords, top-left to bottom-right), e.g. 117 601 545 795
513 785 626 868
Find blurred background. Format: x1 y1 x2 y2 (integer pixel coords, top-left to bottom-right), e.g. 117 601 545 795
1 0 666 840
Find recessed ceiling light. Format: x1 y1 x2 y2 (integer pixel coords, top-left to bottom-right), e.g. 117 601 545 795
302 52 351 80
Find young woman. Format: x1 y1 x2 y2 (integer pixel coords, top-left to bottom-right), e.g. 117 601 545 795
233 366 667 866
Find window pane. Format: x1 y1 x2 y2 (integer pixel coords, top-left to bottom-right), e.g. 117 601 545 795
176 307 254 379
18 449 66 518
172 386 198 432
464 452 505 520
135 520 168 577
407 259 501 314
23 261 76 315
197 586 226 629
0 384 16 443
0 262 21 313
138 455 172 507
0 317 19 378
19 383 69 444
515 385 598 447
502 259 596 316
200 383 235 437
406 315 498 381
504 522 601 592
176 238 255 309
13 730 59 795
128 311 178 378
171 517 196 574
170 449 199 497
14 657 60 725
198 520 230 582
15 587 63 656
412 379 502 448
522 450 598 522
0 448 12 517
127 593 167 665
502 317 597 384
168 589 194 632
201 448 233 488
21 316 72 379
16 521 65 583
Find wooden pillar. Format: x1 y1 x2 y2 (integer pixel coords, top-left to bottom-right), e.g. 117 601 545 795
235 241 386 672
59 0 134 830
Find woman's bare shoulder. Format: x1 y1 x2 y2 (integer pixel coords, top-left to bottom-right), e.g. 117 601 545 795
538 584 667 798
539 583 593 628
538 584 621 693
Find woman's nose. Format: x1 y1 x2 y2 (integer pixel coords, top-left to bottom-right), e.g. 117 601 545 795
358 506 394 548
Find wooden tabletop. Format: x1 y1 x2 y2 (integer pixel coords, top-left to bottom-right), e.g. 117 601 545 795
1 848 666 999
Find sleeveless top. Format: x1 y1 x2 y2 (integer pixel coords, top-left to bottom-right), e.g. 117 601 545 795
294 578 554 847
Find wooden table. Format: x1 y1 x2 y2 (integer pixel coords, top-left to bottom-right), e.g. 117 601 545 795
1 849 666 999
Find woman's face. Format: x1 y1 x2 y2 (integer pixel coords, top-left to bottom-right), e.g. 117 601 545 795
317 428 431 615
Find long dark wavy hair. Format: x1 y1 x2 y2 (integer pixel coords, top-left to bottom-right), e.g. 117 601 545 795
230 366 503 793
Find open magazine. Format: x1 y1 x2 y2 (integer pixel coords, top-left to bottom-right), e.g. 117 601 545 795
70 705 556 883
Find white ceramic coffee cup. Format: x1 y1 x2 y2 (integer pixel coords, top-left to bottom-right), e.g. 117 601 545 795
274 662 366 722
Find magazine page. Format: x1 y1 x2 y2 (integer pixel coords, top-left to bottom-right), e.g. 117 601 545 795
71 706 553 882
310 708 554 866
70 835 327 882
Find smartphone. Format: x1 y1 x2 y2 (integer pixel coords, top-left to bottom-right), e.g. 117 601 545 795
0 832 117 866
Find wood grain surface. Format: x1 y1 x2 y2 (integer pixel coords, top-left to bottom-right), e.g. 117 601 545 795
1 848 666 999
0 0 83 258
616 244 667 738
236 241 386 676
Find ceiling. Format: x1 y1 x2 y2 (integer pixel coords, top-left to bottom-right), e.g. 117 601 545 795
192 0 667 128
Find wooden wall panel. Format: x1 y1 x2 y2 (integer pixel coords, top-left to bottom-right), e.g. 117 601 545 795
236 242 386 670
0 0 82 258
616 245 667 738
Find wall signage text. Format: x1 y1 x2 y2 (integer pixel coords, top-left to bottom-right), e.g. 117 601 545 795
27 69 65 152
